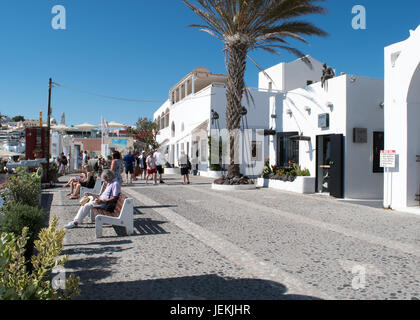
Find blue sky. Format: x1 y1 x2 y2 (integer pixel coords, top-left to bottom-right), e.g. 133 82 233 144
0 0 419 126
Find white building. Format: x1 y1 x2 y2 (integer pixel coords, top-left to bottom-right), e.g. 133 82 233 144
259 55 325 92
267 70 384 199
383 25 420 214
154 67 275 177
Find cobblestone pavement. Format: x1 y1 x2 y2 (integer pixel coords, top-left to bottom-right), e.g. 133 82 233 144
50 174 420 300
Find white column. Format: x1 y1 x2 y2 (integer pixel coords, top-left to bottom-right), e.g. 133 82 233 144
269 95 277 167
185 80 188 97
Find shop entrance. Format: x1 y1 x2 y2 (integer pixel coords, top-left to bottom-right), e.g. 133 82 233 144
316 134 344 198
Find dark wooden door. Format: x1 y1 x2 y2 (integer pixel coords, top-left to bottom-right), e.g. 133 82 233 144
329 134 344 199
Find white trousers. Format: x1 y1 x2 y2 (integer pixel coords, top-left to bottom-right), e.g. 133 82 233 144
74 200 106 224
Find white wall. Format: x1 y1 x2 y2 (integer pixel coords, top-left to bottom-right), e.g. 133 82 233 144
280 75 348 179
345 76 384 199
273 75 384 199
384 25 420 211
259 55 325 92
155 84 273 176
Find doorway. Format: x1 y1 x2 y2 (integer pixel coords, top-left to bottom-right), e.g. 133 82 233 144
316 134 344 198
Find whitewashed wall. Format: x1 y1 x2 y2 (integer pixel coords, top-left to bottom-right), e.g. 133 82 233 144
345 77 384 199
259 55 325 92
384 26 420 211
272 75 384 199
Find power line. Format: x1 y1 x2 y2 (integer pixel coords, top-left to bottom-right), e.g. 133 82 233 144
53 82 166 103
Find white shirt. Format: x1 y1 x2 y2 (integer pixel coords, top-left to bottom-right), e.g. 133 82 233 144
154 152 163 166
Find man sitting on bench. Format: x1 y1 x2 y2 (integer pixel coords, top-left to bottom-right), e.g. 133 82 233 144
64 169 121 229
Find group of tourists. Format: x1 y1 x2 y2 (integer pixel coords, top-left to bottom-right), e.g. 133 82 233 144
109 149 165 186
62 147 193 230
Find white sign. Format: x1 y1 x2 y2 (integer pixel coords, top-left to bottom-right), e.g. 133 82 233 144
380 150 396 168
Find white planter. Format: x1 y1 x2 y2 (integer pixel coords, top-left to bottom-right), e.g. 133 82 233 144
199 170 225 179
212 183 257 191
164 168 179 175
257 177 315 194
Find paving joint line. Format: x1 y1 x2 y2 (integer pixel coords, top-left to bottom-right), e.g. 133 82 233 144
124 187 335 300
187 186 420 258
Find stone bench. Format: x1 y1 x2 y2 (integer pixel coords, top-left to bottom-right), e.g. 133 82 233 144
91 193 134 238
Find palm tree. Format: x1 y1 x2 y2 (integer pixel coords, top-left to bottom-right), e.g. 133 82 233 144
183 0 328 178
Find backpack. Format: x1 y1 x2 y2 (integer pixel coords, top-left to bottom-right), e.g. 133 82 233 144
61 155 68 165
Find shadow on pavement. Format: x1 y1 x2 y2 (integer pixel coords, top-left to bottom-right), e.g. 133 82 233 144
76 274 323 300
135 205 177 211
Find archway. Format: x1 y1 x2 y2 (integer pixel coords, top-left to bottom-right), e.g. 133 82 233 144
171 122 175 138
406 63 420 206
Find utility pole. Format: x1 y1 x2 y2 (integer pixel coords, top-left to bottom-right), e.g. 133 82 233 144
46 78 52 183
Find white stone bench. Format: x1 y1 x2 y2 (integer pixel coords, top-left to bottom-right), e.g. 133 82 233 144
91 194 134 238
80 178 104 198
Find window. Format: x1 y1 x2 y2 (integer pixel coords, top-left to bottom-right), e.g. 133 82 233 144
251 141 262 162
171 122 175 137
201 139 207 162
277 132 299 167
373 131 384 173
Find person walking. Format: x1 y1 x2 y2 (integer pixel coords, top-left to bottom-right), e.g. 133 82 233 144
123 150 136 185
154 149 165 184
139 151 147 180
77 152 83 171
64 170 121 229
178 150 190 185
59 152 68 176
82 151 88 166
133 153 140 181
145 151 157 185
110 150 123 185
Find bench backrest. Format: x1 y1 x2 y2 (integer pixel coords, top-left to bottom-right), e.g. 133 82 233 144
115 194 128 215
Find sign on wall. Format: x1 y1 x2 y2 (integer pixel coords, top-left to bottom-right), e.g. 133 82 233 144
380 150 396 168
318 113 330 129
111 139 127 146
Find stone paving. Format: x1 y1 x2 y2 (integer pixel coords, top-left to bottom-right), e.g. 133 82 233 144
49 174 420 300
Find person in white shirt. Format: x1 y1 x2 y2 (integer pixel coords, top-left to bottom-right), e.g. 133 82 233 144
153 149 165 184
145 151 157 185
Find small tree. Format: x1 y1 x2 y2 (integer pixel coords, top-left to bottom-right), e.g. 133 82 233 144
133 117 160 151
0 216 80 300
12 115 25 122
0 167 42 208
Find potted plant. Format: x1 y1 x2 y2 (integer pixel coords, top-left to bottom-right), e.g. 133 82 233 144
33 149 43 159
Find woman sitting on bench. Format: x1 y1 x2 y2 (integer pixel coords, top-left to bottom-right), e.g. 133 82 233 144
68 164 96 199
64 169 121 229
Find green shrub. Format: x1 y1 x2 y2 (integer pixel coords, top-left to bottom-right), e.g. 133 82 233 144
0 203 47 246
0 216 80 300
0 167 42 208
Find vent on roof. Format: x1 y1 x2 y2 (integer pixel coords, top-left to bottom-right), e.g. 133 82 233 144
391 51 401 68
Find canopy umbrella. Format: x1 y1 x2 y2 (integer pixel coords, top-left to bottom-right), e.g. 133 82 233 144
107 121 129 128
51 124 72 132
74 123 98 130
0 149 24 159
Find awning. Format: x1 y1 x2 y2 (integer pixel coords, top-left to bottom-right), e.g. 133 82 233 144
192 120 209 134
290 134 311 142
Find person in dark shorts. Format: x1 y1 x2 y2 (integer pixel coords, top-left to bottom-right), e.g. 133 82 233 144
154 149 165 184
178 150 190 185
123 150 136 184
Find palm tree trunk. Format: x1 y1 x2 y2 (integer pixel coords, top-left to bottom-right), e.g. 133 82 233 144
226 43 247 178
